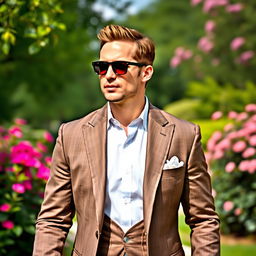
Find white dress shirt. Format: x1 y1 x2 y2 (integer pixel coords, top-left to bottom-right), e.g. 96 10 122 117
104 98 149 232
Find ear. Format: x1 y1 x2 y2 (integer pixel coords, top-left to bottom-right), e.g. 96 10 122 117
141 65 154 83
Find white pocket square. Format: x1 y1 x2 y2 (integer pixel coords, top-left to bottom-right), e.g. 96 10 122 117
163 156 184 170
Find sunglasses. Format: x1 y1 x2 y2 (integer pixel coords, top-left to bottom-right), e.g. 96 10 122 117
92 61 147 75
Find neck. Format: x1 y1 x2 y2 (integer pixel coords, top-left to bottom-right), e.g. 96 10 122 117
109 97 146 128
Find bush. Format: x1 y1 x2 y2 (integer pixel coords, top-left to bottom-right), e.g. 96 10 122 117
0 119 53 255
206 104 256 236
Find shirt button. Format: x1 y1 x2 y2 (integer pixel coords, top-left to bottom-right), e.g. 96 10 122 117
123 236 129 243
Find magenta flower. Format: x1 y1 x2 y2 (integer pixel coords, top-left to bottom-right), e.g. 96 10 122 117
225 162 236 173
230 37 245 51
211 111 223 120
36 164 50 181
23 180 33 190
44 131 54 143
9 126 23 138
205 20 216 33
12 183 25 194
223 201 234 211
233 141 247 153
45 156 52 165
0 203 11 212
198 36 214 53
37 142 47 153
245 104 256 112
226 3 244 13
2 220 14 229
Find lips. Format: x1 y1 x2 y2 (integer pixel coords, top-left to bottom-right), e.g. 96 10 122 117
104 84 120 88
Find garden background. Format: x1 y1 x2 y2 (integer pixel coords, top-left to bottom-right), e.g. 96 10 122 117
0 0 255 255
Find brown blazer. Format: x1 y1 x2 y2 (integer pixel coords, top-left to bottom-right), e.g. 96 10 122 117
33 104 220 256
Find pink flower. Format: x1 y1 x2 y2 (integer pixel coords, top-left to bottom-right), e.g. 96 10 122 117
236 112 248 121
230 37 245 51
245 104 256 112
226 3 244 13
233 141 247 153
44 131 54 143
211 111 223 120
228 111 238 119
213 150 224 160
205 20 216 33
37 142 47 152
203 0 229 13
2 220 14 229
225 162 236 173
234 208 242 216
237 51 254 64
249 135 256 146
37 164 50 181
191 0 202 6
212 131 223 141
242 147 256 158
223 201 234 211
170 56 181 68
9 126 23 138
216 138 231 151
12 183 25 194
248 160 256 174
198 37 214 53
239 160 250 171
14 118 27 125
0 203 11 212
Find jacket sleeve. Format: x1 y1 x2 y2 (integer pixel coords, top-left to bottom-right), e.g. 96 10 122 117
33 124 75 256
181 125 220 256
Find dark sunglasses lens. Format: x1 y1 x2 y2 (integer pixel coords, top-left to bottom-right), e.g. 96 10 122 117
93 62 108 75
112 62 128 75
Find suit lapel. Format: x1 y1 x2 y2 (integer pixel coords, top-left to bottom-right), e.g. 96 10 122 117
82 105 107 230
143 105 175 232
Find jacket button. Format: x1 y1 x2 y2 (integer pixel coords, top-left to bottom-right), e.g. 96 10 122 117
123 236 129 243
95 231 99 239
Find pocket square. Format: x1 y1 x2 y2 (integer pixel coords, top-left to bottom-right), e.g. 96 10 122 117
163 156 184 170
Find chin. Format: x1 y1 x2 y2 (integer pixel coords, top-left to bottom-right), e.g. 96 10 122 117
104 94 124 103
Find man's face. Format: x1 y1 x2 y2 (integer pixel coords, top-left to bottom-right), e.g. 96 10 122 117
98 40 146 104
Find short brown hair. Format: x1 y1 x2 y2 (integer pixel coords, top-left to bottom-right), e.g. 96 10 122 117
97 24 155 65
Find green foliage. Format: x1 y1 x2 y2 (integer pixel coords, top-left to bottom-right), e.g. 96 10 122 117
0 0 65 56
172 0 256 87
187 78 256 118
124 0 204 109
0 119 53 255
206 106 256 236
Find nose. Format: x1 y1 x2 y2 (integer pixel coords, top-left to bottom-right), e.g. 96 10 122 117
105 64 117 80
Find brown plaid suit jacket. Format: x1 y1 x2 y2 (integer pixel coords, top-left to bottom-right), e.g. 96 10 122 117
33 104 220 256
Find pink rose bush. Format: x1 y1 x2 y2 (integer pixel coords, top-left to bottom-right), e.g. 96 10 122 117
206 104 256 235
0 119 53 254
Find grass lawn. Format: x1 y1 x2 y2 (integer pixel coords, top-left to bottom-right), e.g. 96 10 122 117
179 213 256 256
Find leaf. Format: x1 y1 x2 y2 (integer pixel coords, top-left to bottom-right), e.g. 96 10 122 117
37 26 51 37
0 4 7 12
28 42 41 55
0 213 8 222
24 27 38 39
24 225 35 234
12 226 23 236
2 42 10 55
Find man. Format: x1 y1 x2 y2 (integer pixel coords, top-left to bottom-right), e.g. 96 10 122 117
33 24 220 256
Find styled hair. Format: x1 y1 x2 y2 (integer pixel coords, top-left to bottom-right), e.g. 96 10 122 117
97 24 155 65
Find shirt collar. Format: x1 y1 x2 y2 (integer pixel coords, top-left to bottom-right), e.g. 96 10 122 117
107 97 149 130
